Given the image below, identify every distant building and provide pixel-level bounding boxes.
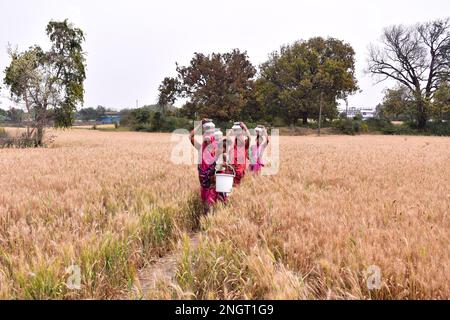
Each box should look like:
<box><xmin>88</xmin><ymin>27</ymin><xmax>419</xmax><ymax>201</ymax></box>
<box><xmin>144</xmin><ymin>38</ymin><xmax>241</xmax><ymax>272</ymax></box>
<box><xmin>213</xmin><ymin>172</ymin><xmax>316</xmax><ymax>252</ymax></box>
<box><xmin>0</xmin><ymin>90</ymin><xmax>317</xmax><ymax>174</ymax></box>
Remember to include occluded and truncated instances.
<box><xmin>97</xmin><ymin>112</ymin><xmax>121</xmax><ymax>124</ymax></box>
<box><xmin>345</xmin><ymin>107</ymin><xmax>376</xmax><ymax>120</ymax></box>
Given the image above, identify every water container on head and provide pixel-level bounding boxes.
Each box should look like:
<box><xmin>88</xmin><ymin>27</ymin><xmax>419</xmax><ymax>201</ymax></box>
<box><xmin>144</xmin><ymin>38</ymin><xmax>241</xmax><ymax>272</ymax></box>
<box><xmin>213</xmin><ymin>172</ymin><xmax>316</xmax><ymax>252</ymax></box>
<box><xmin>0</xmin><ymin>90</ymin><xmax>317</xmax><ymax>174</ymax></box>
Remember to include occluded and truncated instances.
<box><xmin>214</xmin><ymin>128</ymin><xmax>223</xmax><ymax>141</ymax></box>
<box><xmin>203</xmin><ymin>120</ymin><xmax>215</xmax><ymax>135</ymax></box>
<box><xmin>232</xmin><ymin>122</ymin><xmax>242</xmax><ymax>135</ymax></box>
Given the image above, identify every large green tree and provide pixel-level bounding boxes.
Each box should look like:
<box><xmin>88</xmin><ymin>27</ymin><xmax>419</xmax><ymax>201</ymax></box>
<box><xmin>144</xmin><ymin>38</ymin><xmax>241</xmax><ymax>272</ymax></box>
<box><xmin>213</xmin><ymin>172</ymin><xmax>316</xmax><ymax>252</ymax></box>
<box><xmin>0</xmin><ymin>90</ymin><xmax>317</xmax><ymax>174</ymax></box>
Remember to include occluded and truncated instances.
<box><xmin>77</xmin><ymin>106</ymin><xmax>109</xmax><ymax>121</ymax></box>
<box><xmin>258</xmin><ymin>37</ymin><xmax>358</xmax><ymax>126</ymax></box>
<box><xmin>379</xmin><ymin>81</ymin><xmax>450</xmax><ymax>122</ymax></box>
<box><xmin>3</xmin><ymin>20</ymin><xmax>86</xmax><ymax>146</ymax></box>
<box><xmin>7</xmin><ymin>107</ymin><xmax>25</xmax><ymax>123</ymax></box>
<box><xmin>157</xmin><ymin>77</ymin><xmax>178</xmax><ymax>116</ymax></box>
<box><xmin>368</xmin><ymin>18</ymin><xmax>450</xmax><ymax>129</ymax></box>
<box><xmin>379</xmin><ymin>85</ymin><xmax>416</xmax><ymax>121</ymax></box>
<box><xmin>160</xmin><ymin>49</ymin><xmax>256</xmax><ymax>122</ymax></box>
<box><xmin>0</xmin><ymin>108</ymin><xmax>7</xmax><ymax>122</ymax></box>
<box><xmin>432</xmin><ymin>80</ymin><xmax>450</xmax><ymax>121</ymax></box>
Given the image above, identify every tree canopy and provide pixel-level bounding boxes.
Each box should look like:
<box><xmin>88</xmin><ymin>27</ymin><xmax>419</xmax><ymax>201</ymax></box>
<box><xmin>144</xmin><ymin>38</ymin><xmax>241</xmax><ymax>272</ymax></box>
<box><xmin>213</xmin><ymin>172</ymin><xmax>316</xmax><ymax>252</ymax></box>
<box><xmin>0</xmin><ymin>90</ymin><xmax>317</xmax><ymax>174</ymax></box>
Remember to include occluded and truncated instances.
<box><xmin>77</xmin><ymin>106</ymin><xmax>110</xmax><ymax>121</ymax></box>
<box><xmin>431</xmin><ymin>80</ymin><xmax>450</xmax><ymax>121</ymax></box>
<box><xmin>368</xmin><ymin>18</ymin><xmax>450</xmax><ymax>128</ymax></box>
<box><xmin>379</xmin><ymin>85</ymin><xmax>416</xmax><ymax>121</ymax></box>
<box><xmin>0</xmin><ymin>108</ymin><xmax>6</xmax><ymax>122</ymax></box>
<box><xmin>159</xmin><ymin>49</ymin><xmax>256</xmax><ymax>122</ymax></box>
<box><xmin>3</xmin><ymin>19</ymin><xmax>86</xmax><ymax>146</ymax></box>
<box><xmin>258</xmin><ymin>37</ymin><xmax>358</xmax><ymax>125</ymax></box>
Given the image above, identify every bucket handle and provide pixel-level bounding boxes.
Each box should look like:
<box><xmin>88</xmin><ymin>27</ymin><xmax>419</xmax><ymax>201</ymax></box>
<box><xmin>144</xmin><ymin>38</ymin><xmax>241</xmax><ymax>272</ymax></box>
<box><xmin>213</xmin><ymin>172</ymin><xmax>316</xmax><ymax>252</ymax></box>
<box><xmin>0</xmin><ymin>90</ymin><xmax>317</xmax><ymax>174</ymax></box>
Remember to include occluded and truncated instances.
<box><xmin>216</xmin><ymin>164</ymin><xmax>236</xmax><ymax>177</ymax></box>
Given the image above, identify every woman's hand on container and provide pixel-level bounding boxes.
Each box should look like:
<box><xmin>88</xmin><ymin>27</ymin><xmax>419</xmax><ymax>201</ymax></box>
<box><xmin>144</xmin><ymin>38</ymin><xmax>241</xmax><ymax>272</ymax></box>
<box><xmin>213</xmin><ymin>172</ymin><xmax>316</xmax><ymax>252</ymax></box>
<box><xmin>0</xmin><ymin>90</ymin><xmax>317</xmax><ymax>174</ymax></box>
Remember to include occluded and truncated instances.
<box><xmin>240</xmin><ymin>122</ymin><xmax>248</xmax><ymax>130</ymax></box>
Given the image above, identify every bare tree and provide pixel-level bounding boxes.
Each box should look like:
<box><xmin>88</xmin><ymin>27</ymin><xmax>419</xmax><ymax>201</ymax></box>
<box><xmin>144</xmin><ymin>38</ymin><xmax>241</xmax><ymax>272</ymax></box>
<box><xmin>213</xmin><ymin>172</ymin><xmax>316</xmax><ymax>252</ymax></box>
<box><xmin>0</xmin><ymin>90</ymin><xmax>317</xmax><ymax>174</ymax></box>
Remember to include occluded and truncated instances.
<box><xmin>368</xmin><ymin>18</ymin><xmax>450</xmax><ymax>128</ymax></box>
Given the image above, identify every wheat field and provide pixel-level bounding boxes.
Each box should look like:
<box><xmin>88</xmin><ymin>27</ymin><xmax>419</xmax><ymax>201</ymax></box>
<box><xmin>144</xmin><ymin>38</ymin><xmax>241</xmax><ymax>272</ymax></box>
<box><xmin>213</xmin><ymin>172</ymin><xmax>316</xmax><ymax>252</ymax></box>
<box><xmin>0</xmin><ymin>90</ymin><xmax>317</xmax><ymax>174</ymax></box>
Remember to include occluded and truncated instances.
<box><xmin>0</xmin><ymin>129</ymin><xmax>449</xmax><ymax>299</ymax></box>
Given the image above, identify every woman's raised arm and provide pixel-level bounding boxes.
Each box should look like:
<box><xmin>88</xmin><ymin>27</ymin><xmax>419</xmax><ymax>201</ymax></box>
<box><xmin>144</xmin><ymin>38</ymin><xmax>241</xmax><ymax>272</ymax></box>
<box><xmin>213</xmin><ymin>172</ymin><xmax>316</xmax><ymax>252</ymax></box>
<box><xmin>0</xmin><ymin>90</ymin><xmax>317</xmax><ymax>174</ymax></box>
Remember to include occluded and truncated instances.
<box><xmin>189</xmin><ymin>120</ymin><xmax>204</xmax><ymax>150</ymax></box>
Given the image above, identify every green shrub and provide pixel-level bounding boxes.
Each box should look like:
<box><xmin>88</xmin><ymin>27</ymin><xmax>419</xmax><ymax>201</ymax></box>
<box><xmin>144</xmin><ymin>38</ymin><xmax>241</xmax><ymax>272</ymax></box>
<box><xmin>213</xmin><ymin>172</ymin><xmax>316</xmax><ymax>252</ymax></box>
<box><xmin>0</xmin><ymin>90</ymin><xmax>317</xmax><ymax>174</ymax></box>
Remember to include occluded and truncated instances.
<box><xmin>365</xmin><ymin>119</ymin><xmax>449</xmax><ymax>136</ymax></box>
<box><xmin>360</xmin><ymin>122</ymin><xmax>369</xmax><ymax>133</ymax></box>
<box><xmin>365</xmin><ymin>118</ymin><xmax>393</xmax><ymax>131</ymax></box>
<box><xmin>162</xmin><ymin>116</ymin><xmax>193</xmax><ymax>132</ymax></box>
<box><xmin>332</xmin><ymin>118</ymin><xmax>362</xmax><ymax>135</ymax></box>
<box><xmin>132</xmin><ymin>123</ymin><xmax>153</xmax><ymax>132</ymax></box>
<box><xmin>176</xmin><ymin>238</ymin><xmax>247</xmax><ymax>299</ymax></box>
<box><xmin>14</xmin><ymin>261</ymin><xmax>66</xmax><ymax>299</ymax></box>
<box><xmin>312</xmin><ymin>119</ymin><xmax>334</xmax><ymax>129</ymax></box>
<box><xmin>353</xmin><ymin>113</ymin><xmax>363</xmax><ymax>121</ymax></box>
<box><xmin>364</xmin><ymin>118</ymin><xmax>416</xmax><ymax>135</ymax></box>
<box><xmin>380</xmin><ymin>122</ymin><xmax>419</xmax><ymax>135</ymax></box>
<box><xmin>131</xmin><ymin>113</ymin><xmax>193</xmax><ymax>133</ymax></box>
<box><xmin>272</xmin><ymin>117</ymin><xmax>286</xmax><ymax>127</ymax></box>
<box><xmin>424</xmin><ymin>121</ymin><xmax>450</xmax><ymax>136</ymax></box>
<box><xmin>138</xmin><ymin>207</ymin><xmax>174</xmax><ymax>253</ymax></box>
<box><xmin>80</xmin><ymin>235</ymin><xmax>135</xmax><ymax>296</ymax></box>
<box><xmin>0</xmin><ymin>131</ymin><xmax>37</xmax><ymax>148</ymax></box>
<box><xmin>381</xmin><ymin>123</ymin><xmax>416</xmax><ymax>135</ymax></box>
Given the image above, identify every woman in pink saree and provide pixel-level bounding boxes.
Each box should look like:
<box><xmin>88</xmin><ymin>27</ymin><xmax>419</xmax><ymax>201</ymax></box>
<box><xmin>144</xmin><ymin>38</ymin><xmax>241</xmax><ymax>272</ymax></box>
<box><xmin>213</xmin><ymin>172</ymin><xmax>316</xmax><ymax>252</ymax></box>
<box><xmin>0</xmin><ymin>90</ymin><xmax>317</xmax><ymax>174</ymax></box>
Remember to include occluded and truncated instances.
<box><xmin>249</xmin><ymin>126</ymin><xmax>269</xmax><ymax>174</ymax></box>
<box><xmin>189</xmin><ymin>120</ymin><xmax>226</xmax><ymax>213</ymax></box>
<box><xmin>228</xmin><ymin>122</ymin><xmax>251</xmax><ymax>186</ymax></box>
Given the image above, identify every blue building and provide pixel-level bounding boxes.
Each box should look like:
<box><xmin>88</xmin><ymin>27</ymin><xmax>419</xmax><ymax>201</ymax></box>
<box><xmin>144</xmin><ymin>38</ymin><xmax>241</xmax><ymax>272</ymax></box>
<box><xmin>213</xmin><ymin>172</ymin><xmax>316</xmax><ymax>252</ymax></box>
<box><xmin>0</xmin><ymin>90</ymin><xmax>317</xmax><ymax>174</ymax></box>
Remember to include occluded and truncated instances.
<box><xmin>97</xmin><ymin>113</ymin><xmax>121</xmax><ymax>124</ymax></box>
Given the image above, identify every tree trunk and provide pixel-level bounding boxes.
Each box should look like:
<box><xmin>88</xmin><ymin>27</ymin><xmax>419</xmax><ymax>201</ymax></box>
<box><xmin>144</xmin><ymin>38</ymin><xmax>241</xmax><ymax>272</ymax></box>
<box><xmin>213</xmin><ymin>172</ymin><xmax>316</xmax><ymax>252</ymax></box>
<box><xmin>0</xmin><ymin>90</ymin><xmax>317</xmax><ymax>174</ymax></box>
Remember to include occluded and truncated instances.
<box><xmin>33</xmin><ymin>104</ymin><xmax>47</xmax><ymax>147</ymax></box>
<box><xmin>35</xmin><ymin>125</ymin><xmax>44</xmax><ymax>147</ymax></box>
<box><xmin>416</xmin><ymin>100</ymin><xmax>427</xmax><ymax>130</ymax></box>
<box><xmin>302</xmin><ymin>112</ymin><xmax>308</xmax><ymax>125</ymax></box>
<box><xmin>417</xmin><ymin>112</ymin><xmax>427</xmax><ymax>130</ymax></box>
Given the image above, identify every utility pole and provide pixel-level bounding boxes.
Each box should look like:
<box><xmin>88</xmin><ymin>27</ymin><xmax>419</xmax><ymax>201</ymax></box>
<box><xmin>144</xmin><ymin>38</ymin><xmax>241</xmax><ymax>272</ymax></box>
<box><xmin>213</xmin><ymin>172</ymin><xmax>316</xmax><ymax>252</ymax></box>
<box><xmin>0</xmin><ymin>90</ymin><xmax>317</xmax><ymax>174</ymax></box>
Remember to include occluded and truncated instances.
<box><xmin>136</xmin><ymin>99</ymin><xmax>139</xmax><ymax>109</ymax></box>
<box><xmin>318</xmin><ymin>91</ymin><xmax>323</xmax><ymax>137</ymax></box>
<box><xmin>345</xmin><ymin>98</ymin><xmax>348</xmax><ymax>118</ymax></box>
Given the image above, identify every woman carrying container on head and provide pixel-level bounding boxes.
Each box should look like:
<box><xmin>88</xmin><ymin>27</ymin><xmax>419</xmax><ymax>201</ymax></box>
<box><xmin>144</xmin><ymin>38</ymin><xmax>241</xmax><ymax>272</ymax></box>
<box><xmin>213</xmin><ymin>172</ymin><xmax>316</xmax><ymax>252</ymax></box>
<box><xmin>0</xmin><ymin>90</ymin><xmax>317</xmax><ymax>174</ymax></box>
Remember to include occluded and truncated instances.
<box><xmin>228</xmin><ymin>122</ymin><xmax>251</xmax><ymax>186</ymax></box>
<box><xmin>213</xmin><ymin>128</ymin><xmax>229</xmax><ymax>203</ymax></box>
<box><xmin>249</xmin><ymin>125</ymin><xmax>269</xmax><ymax>175</ymax></box>
<box><xmin>214</xmin><ymin>128</ymin><xmax>227</xmax><ymax>173</ymax></box>
<box><xmin>189</xmin><ymin>119</ymin><xmax>222</xmax><ymax>213</ymax></box>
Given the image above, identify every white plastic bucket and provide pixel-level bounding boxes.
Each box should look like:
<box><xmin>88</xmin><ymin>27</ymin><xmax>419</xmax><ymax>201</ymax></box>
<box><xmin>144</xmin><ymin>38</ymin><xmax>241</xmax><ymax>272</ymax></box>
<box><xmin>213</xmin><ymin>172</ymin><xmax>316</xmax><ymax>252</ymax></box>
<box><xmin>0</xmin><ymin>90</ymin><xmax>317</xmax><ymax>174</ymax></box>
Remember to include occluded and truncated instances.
<box><xmin>215</xmin><ymin>166</ymin><xmax>235</xmax><ymax>193</ymax></box>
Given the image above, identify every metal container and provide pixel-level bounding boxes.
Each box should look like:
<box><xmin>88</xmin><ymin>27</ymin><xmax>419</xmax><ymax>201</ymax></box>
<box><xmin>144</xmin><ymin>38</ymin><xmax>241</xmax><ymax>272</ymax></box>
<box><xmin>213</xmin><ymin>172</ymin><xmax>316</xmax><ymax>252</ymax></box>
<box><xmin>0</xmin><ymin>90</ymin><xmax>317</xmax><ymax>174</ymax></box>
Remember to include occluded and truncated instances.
<box><xmin>214</xmin><ymin>129</ymin><xmax>223</xmax><ymax>141</ymax></box>
<box><xmin>232</xmin><ymin>122</ymin><xmax>242</xmax><ymax>134</ymax></box>
<box><xmin>203</xmin><ymin>120</ymin><xmax>215</xmax><ymax>134</ymax></box>
<box><xmin>255</xmin><ymin>125</ymin><xmax>264</xmax><ymax>134</ymax></box>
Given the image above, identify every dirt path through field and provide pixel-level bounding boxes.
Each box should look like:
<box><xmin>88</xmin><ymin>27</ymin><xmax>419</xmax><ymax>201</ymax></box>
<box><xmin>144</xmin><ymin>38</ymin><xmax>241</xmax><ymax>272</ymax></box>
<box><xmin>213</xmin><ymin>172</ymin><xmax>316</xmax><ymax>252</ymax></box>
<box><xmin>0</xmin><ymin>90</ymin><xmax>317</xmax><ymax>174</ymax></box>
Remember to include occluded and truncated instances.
<box><xmin>134</xmin><ymin>233</ymin><xmax>201</xmax><ymax>298</ymax></box>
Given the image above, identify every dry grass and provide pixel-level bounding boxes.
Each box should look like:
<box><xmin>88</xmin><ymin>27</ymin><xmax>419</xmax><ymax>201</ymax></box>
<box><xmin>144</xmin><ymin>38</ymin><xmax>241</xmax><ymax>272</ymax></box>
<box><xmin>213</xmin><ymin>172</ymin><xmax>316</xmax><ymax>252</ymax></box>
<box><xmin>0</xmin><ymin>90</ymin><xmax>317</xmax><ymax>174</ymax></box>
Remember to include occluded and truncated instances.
<box><xmin>0</xmin><ymin>129</ymin><xmax>200</xmax><ymax>299</ymax></box>
<box><xmin>165</xmin><ymin>135</ymin><xmax>450</xmax><ymax>300</ymax></box>
<box><xmin>73</xmin><ymin>124</ymin><xmax>117</xmax><ymax>130</ymax></box>
<box><xmin>0</xmin><ymin>129</ymin><xmax>449</xmax><ymax>299</ymax></box>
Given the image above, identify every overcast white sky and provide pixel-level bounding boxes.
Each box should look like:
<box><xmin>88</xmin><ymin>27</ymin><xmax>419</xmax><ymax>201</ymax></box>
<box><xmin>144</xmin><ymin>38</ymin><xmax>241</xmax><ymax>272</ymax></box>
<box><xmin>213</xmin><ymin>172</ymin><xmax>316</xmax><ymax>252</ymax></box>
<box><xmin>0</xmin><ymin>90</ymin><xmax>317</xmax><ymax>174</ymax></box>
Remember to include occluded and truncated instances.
<box><xmin>1</xmin><ymin>0</ymin><xmax>449</xmax><ymax>111</ymax></box>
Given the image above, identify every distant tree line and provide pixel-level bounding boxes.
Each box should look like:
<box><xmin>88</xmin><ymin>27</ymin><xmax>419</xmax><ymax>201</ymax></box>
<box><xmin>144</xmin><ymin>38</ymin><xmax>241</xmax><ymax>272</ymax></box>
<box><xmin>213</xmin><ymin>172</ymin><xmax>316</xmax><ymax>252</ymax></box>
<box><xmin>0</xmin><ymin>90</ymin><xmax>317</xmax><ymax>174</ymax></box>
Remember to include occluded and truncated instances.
<box><xmin>119</xmin><ymin>104</ymin><xmax>192</xmax><ymax>132</ymax></box>
<box><xmin>2</xmin><ymin>17</ymin><xmax>449</xmax><ymax>148</ymax></box>
<box><xmin>153</xmin><ymin>17</ymin><xmax>449</xmax><ymax>131</ymax></box>
<box><xmin>121</xmin><ymin>18</ymin><xmax>450</xmax><ymax>136</ymax></box>
<box><xmin>376</xmin><ymin>81</ymin><xmax>450</xmax><ymax>123</ymax></box>
<box><xmin>0</xmin><ymin>107</ymin><xmax>25</xmax><ymax>123</ymax></box>
<box><xmin>76</xmin><ymin>106</ymin><xmax>111</xmax><ymax>121</ymax></box>
<box><xmin>157</xmin><ymin>38</ymin><xmax>359</xmax><ymax>127</ymax></box>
